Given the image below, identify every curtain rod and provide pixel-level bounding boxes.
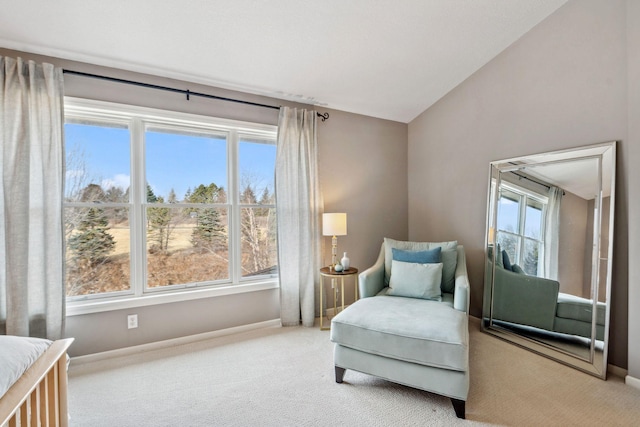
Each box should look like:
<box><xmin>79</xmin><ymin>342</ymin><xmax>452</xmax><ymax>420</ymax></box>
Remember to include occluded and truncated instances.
<box><xmin>512</xmin><ymin>171</ymin><xmax>551</xmax><ymax>190</ymax></box>
<box><xmin>62</xmin><ymin>69</ymin><xmax>330</xmax><ymax>121</ymax></box>
<box><xmin>510</xmin><ymin>170</ymin><xmax>565</xmax><ymax>195</ymax></box>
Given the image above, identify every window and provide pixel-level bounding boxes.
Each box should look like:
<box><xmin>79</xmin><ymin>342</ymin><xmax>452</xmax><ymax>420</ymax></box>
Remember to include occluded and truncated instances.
<box><xmin>65</xmin><ymin>119</ymin><xmax>132</xmax><ymax>296</ymax></box>
<box><xmin>238</xmin><ymin>138</ymin><xmax>278</xmax><ymax>277</ymax></box>
<box><xmin>64</xmin><ymin>99</ymin><xmax>278</xmax><ymax>302</ymax></box>
<box><xmin>496</xmin><ymin>185</ymin><xmax>547</xmax><ymax>276</ymax></box>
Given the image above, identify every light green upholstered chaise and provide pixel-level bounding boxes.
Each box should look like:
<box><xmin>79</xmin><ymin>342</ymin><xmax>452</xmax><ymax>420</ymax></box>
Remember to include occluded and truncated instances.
<box><xmin>485</xmin><ymin>248</ymin><xmax>606</xmax><ymax>341</ymax></box>
<box><xmin>330</xmin><ymin>239</ymin><xmax>470</xmax><ymax>419</ymax></box>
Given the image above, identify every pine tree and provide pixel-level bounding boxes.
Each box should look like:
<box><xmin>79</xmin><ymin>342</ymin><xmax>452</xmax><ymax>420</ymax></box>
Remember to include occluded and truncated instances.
<box><xmin>187</xmin><ymin>183</ymin><xmax>227</xmax><ymax>253</ymax></box>
<box><xmin>104</xmin><ymin>186</ymin><xmax>127</xmax><ymax>224</ymax></box>
<box><xmin>187</xmin><ymin>183</ymin><xmax>224</xmax><ymax>203</ymax></box>
<box><xmin>147</xmin><ymin>185</ymin><xmax>173</xmax><ymax>252</ymax></box>
<box><xmin>191</xmin><ymin>207</ymin><xmax>227</xmax><ymax>252</ymax></box>
<box><xmin>68</xmin><ymin>207</ymin><xmax>115</xmax><ymax>266</ymax></box>
<box><xmin>168</xmin><ymin>188</ymin><xmax>178</xmax><ymax>203</ymax></box>
<box><xmin>146</xmin><ymin>184</ymin><xmax>158</xmax><ymax>203</ymax></box>
<box><xmin>241</xmin><ymin>185</ymin><xmax>257</xmax><ymax>204</ymax></box>
<box><xmin>257</xmin><ymin>187</ymin><xmax>271</xmax><ymax>216</ymax></box>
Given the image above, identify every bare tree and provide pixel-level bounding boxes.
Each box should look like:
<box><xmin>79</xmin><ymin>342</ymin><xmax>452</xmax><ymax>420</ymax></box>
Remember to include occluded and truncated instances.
<box><xmin>240</xmin><ymin>181</ymin><xmax>276</xmax><ymax>275</ymax></box>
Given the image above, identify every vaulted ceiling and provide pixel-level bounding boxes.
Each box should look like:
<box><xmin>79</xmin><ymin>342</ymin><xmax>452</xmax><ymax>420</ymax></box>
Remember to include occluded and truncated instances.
<box><xmin>0</xmin><ymin>0</ymin><xmax>567</xmax><ymax>122</ymax></box>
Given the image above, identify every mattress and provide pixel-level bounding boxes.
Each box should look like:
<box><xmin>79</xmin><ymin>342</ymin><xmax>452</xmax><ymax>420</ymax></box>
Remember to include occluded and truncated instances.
<box><xmin>0</xmin><ymin>335</ymin><xmax>52</xmax><ymax>398</ymax></box>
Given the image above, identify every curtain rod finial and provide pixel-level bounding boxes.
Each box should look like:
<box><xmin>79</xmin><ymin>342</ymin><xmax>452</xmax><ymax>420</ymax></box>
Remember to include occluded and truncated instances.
<box><xmin>317</xmin><ymin>112</ymin><xmax>329</xmax><ymax>122</ymax></box>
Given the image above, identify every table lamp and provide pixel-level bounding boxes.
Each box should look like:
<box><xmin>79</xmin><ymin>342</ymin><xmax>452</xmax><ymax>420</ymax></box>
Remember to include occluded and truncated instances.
<box><xmin>322</xmin><ymin>213</ymin><xmax>347</xmax><ymax>267</ymax></box>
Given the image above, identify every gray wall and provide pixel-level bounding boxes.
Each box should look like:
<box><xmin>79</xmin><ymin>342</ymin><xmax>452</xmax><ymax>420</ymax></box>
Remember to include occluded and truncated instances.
<box><xmin>318</xmin><ymin>109</ymin><xmax>408</xmax><ymax>305</ymax></box>
<box><xmin>627</xmin><ymin>0</ymin><xmax>640</xmax><ymax>381</ymax></box>
<box><xmin>319</xmin><ymin>109</ymin><xmax>408</xmax><ymax>266</ymax></box>
<box><xmin>0</xmin><ymin>48</ymin><xmax>408</xmax><ymax>356</ymax></box>
<box><xmin>407</xmin><ymin>0</ymin><xmax>633</xmax><ymax>369</ymax></box>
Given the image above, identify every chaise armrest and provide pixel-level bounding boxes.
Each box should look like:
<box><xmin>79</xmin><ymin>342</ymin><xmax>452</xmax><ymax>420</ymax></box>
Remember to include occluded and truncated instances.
<box><xmin>453</xmin><ymin>245</ymin><xmax>470</xmax><ymax>313</ymax></box>
<box><xmin>359</xmin><ymin>245</ymin><xmax>385</xmax><ymax>298</ymax></box>
<box><xmin>492</xmin><ymin>266</ymin><xmax>559</xmax><ymax>331</ymax></box>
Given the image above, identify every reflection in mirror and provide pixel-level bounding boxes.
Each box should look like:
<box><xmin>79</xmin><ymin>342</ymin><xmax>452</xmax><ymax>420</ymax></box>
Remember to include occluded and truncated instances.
<box><xmin>482</xmin><ymin>142</ymin><xmax>616</xmax><ymax>379</ymax></box>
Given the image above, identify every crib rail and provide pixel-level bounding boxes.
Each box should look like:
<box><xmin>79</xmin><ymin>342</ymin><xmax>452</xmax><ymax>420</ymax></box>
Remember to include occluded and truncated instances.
<box><xmin>0</xmin><ymin>338</ymin><xmax>74</xmax><ymax>427</ymax></box>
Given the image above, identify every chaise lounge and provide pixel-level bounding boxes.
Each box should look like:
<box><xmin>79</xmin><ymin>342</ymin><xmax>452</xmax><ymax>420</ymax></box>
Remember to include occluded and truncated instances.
<box><xmin>487</xmin><ymin>247</ymin><xmax>606</xmax><ymax>341</ymax></box>
<box><xmin>330</xmin><ymin>238</ymin><xmax>470</xmax><ymax>419</ymax></box>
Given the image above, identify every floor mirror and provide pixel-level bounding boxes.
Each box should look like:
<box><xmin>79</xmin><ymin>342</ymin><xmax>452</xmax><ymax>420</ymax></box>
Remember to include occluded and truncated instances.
<box><xmin>482</xmin><ymin>141</ymin><xmax>616</xmax><ymax>378</ymax></box>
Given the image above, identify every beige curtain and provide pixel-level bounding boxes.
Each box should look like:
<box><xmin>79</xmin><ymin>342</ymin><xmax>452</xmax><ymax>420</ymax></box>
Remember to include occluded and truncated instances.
<box><xmin>544</xmin><ymin>186</ymin><xmax>562</xmax><ymax>280</ymax></box>
<box><xmin>0</xmin><ymin>56</ymin><xmax>65</xmax><ymax>339</ymax></box>
<box><xmin>275</xmin><ymin>107</ymin><xmax>323</xmax><ymax>327</ymax></box>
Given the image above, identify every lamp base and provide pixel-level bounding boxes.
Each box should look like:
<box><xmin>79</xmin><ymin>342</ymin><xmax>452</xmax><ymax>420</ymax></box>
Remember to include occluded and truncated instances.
<box><xmin>331</xmin><ymin>235</ymin><xmax>338</xmax><ymax>267</ymax></box>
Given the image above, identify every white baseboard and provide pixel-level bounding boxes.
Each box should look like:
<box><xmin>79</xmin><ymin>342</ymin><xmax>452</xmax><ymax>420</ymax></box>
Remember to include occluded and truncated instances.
<box><xmin>626</xmin><ymin>374</ymin><xmax>640</xmax><ymax>390</ymax></box>
<box><xmin>607</xmin><ymin>364</ymin><xmax>627</xmax><ymax>378</ymax></box>
<box><xmin>70</xmin><ymin>318</ymin><xmax>281</xmax><ymax>366</ymax></box>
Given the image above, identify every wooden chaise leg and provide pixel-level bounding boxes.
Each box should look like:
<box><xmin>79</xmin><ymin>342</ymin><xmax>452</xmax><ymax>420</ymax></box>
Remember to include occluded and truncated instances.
<box><xmin>451</xmin><ymin>398</ymin><xmax>465</xmax><ymax>419</ymax></box>
<box><xmin>335</xmin><ymin>366</ymin><xmax>346</xmax><ymax>383</ymax></box>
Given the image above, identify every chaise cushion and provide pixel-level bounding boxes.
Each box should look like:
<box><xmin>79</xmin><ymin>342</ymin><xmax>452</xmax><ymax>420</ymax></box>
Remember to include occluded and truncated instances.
<box><xmin>330</xmin><ymin>295</ymin><xmax>468</xmax><ymax>372</ymax></box>
<box><xmin>377</xmin><ymin>287</ymin><xmax>455</xmax><ymax>308</ymax></box>
<box><xmin>556</xmin><ymin>293</ymin><xmax>606</xmax><ymax>325</ymax></box>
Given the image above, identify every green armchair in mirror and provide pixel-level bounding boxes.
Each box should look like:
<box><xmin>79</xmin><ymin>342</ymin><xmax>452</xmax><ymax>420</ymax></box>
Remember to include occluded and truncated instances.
<box><xmin>485</xmin><ymin>245</ymin><xmax>605</xmax><ymax>341</ymax></box>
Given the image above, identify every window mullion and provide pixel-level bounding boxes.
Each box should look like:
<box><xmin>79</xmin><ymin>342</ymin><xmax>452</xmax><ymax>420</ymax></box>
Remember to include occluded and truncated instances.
<box><xmin>517</xmin><ymin>194</ymin><xmax>526</xmax><ymax>265</ymax></box>
<box><xmin>131</xmin><ymin>117</ymin><xmax>146</xmax><ymax>296</ymax></box>
<box><xmin>229</xmin><ymin>130</ymin><xmax>241</xmax><ymax>284</ymax></box>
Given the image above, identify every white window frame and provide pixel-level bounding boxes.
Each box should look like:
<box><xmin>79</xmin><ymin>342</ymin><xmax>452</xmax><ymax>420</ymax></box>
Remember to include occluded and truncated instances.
<box><xmin>64</xmin><ymin>98</ymin><xmax>278</xmax><ymax>316</ymax></box>
<box><xmin>496</xmin><ymin>182</ymin><xmax>548</xmax><ymax>275</ymax></box>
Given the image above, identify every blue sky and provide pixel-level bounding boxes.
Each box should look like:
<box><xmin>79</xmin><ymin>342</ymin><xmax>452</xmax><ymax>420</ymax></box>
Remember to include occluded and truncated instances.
<box><xmin>65</xmin><ymin>123</ymin><xmax>276</xmax><ymax>201</ymax></box>
<box><xmin>497</xmin><ymin>195</ymin><xmax>542</xmax><ymax>238</ymax></box>
<box><xmin>497</xmin><ymin>197</ymin><xmax>519</xmax><ymax>232</ymax></box>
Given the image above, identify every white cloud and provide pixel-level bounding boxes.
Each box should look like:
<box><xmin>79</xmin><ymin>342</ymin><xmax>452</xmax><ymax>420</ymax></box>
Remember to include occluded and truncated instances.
<box><xmin>102</xmin><ymin>174</ymin><xmax>130</xmax><ymax>191</ymax></box>
<box><xmin>66</xmin><ymin>169</ymin><xmax>85</xmax><ymax>180</ymax></box>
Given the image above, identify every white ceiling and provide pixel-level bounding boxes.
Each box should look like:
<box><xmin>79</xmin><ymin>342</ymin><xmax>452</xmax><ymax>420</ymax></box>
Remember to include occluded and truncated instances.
<box><xmin>0</xmin><ymin>0</ymin><xmax>567</xmax><ymax>123</ymax></box>
<box><xmin>499</xmin><ymin>143</ymin><xmax>616</xmax><ymax>200</ymax></box>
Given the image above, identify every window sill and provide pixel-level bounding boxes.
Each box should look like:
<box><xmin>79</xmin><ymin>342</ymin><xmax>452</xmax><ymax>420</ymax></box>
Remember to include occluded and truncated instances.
<box><xmin>66</xmin><ymin>280</ymin><xmax>279</xmax><ymax>316</ymax></box>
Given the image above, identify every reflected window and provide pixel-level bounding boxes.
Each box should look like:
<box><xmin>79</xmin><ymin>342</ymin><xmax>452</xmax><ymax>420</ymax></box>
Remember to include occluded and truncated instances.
<box><xmin>496</xmin><ymin>186</ymin><xmax>546</xmax><ymax>276</ymax></box>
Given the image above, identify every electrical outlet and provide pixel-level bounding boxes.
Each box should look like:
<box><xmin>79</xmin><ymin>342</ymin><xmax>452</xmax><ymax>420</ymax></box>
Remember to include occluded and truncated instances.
<box><xmin>127</xmin><ymin>314</ymin><xmax>138</xmax><ymax>329</ymax></box>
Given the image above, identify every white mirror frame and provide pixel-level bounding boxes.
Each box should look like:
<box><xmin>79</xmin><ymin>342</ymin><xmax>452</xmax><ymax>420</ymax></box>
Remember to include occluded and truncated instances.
<box><xmin>481</xmin><ymin>141</ymin><xmax>616</xmax><ymax>378</ymax></box>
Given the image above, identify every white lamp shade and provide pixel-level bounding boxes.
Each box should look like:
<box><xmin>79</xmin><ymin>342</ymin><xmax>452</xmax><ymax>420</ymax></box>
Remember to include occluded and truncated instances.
<box><xmin>323</xmin><ymin>213</ymin><xmax>347</xmax><ymax>236</ymax></box>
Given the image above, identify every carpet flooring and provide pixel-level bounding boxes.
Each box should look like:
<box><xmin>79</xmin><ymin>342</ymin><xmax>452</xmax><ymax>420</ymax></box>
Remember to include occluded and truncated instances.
<box><xmin>68</xmin><ymin>317</ymin><xmax>640</xmax><ymax>426</ymax></box>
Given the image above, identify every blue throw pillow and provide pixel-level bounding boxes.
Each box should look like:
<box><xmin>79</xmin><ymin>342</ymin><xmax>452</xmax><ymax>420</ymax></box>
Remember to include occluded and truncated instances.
<box><xmin>512</xmin><ymin>264</ymin><xmax>526</xmax><ymax>274</ymax></box>
<box><xmin>502</xmin><ymin>250</ymin><xmax>513</xmax><ymax>272</ymax></box>
<box><xmin>392</xmin><ymin>247</ymin><xmax>442</xmax><ymax>264</ymax></box>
